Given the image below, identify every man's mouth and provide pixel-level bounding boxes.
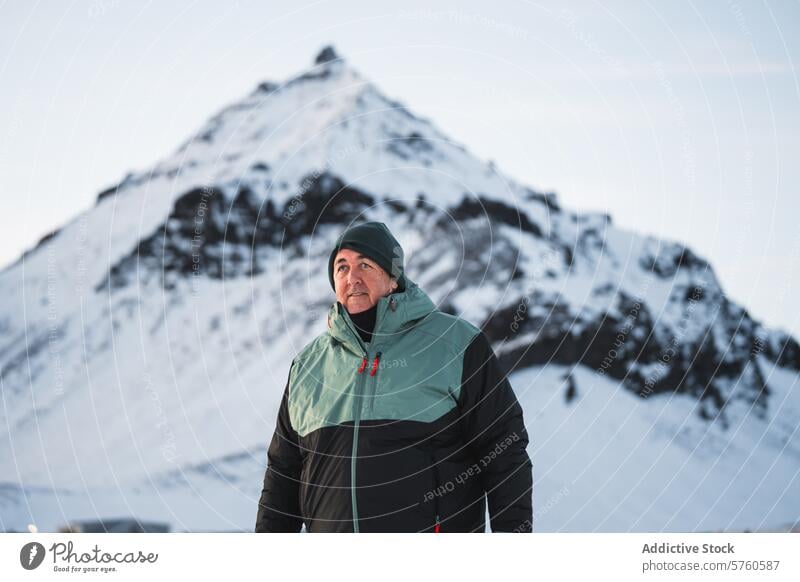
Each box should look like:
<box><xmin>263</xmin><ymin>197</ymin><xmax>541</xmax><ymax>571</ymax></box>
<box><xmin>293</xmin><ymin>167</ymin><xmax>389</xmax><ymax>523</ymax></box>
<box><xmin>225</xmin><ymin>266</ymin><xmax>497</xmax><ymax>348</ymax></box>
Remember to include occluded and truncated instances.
<box><xmin>348</xmin><ymin>292</ymin><xmax>367</xmax><ymax>298</ymax></box>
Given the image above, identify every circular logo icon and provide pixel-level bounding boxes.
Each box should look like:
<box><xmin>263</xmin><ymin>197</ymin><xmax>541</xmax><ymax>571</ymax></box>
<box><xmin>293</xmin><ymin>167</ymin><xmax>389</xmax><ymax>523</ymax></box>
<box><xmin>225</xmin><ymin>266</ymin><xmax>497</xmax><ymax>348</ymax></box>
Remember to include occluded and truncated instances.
<box><xmin>20</xmin><ymin>542</ymin><xmax>46</xmax><ymax>570</ymax></box>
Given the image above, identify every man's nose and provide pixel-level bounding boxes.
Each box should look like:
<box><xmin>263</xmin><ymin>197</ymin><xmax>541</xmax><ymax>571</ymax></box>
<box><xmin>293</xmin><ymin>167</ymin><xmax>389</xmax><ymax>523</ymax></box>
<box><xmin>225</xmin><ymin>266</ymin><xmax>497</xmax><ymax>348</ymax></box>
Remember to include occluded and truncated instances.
<box><xmin>347</xmin><ymin>268</ymin><xmax>363</xmax><ymax>286</ymax></box>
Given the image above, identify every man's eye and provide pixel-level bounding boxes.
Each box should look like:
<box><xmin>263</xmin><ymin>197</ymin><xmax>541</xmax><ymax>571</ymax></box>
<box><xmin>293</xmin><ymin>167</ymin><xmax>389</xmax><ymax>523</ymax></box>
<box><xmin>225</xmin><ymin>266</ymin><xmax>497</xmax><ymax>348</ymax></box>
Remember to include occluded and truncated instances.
<box><xmin>337</xmin><ymin>265</ymin><xmax>347</xmax><ymax>272</ymax></box>
<box><xmin>361</xmin><ymin>262</ymin><xmax>371</xmax><ymax>269</ymax></box>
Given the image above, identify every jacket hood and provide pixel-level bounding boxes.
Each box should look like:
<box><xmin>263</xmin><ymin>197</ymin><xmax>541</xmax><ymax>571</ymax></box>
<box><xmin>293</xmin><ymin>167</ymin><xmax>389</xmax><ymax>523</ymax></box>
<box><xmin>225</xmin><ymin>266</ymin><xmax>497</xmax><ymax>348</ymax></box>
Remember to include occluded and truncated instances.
<box><xmin>327</xmin><ymin>277</ymin><xmax>435</xmax><ymax>353</ymax></box>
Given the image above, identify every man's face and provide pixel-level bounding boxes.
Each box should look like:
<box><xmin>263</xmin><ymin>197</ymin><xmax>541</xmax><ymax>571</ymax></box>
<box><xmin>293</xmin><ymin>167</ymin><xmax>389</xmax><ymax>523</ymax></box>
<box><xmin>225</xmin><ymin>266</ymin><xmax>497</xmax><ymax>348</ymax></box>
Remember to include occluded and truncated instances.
<box><xmin>333</xmin><ymin>248</ymin><xmax>398</xmax><ymax>314</ymax></box>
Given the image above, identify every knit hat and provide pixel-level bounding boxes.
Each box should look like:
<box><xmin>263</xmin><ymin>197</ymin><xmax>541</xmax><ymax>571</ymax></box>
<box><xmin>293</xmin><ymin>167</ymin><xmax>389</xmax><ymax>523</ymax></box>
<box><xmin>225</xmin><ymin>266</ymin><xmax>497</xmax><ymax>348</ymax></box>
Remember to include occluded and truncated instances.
<box><xmin>328</xmin><ymin>222</ymin><xmax>405</xmax><ymax>291</ymax></box>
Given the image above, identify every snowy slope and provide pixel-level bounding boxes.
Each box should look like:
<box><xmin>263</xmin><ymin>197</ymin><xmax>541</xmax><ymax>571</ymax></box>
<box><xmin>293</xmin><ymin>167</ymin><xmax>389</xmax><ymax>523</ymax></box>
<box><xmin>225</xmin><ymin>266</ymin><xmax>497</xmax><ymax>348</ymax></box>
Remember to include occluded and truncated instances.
<box><xmin>0</xmin><ymin>46</ymin><xmax>797</xmax><ymax>532</ymax></box>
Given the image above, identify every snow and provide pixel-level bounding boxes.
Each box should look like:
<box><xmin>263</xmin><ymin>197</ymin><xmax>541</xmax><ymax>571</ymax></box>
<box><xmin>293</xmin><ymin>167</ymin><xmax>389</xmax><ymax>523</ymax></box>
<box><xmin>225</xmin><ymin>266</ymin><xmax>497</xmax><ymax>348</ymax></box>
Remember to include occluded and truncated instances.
<box><xmin>516</xmin><ymin>364</ymin><xmax>800</xmax><ymax>532</ymax></box>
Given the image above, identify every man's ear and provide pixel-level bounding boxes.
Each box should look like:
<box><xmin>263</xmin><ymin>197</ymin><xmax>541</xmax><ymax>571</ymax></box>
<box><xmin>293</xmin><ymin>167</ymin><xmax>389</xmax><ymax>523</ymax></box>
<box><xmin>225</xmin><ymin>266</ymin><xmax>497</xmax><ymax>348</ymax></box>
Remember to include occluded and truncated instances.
<box><xmin>390</xmin><ymin>278</ymin><xmax>398</xmax><ymax>291</ymax></box>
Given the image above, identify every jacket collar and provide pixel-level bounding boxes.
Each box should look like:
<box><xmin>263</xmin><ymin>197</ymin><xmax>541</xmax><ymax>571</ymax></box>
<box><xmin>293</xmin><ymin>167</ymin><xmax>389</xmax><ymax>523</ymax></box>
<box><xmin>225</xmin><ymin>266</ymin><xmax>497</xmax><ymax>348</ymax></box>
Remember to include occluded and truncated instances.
<box><xmin>326</xmin><ymin>278</ymin><xmax>436</xmax><ymax>354</ymax></box>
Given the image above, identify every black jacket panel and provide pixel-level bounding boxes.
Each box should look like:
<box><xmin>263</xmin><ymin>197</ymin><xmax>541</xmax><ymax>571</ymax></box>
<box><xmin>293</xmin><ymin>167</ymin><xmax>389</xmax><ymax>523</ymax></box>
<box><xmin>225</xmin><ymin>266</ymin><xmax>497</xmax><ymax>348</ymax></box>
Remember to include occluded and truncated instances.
<box><xmin>256</xmin><ymin>376</ymin><xmax>304</xmax><ymax>532</ymax></box>
<box><xmin>458</xmin><ymin>331</ymin><xmax>533</xmax><ymax>532</ymax></box>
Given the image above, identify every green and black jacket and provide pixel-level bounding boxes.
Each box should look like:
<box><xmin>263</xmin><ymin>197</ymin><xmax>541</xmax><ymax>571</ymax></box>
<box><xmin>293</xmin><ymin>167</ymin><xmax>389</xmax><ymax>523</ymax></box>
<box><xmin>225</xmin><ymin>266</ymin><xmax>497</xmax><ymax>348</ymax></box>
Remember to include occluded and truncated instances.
<box><xmin>255</xmin><ymin>280</ymin><xmax>532</xmax><ymax>533</ymax></box>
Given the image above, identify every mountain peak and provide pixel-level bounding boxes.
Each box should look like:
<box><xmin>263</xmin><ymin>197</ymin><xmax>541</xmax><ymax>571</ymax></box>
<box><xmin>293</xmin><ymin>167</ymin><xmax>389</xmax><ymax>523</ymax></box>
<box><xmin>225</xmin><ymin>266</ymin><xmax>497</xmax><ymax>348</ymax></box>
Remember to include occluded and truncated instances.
<box><xmin>314</xmin><ymin>45</ymin><xmax>340</xmax><ymax>65</ymax></box>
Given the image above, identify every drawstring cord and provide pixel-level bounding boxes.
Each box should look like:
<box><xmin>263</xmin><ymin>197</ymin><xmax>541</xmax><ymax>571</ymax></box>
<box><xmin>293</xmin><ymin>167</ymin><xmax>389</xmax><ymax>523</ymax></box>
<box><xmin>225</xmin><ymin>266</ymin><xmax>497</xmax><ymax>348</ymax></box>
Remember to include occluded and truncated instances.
<box><xmin>369</xmin><ymin>352</ymin><xmax>381</xmax><ymax>376</ymax></box>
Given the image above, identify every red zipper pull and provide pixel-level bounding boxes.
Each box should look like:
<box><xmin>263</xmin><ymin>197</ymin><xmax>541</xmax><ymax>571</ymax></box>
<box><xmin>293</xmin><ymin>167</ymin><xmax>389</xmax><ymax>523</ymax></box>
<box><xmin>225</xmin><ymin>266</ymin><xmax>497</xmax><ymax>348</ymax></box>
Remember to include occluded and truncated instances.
<box><xmin>434</xmin><ymin>515</ymin><xmax>441</xmax><ymax>533</ymax></box>
<box><xmin>369</xmin><ymin>353</ymin><xmax>381</xmax><ymax>377</ymax></box>
<box><xmin>357</xmin><ymin>357</ymin><xmax>368</xmax><ymax>373</ymax></box>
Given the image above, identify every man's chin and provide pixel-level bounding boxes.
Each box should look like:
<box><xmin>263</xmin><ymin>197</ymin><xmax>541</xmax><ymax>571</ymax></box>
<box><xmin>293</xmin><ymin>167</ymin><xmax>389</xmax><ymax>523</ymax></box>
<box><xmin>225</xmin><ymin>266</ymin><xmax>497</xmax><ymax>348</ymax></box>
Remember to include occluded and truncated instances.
<box><xmin>346</xmin><ymin>298</ymin><xmax>373</xmax><ymax>314</ymax></box>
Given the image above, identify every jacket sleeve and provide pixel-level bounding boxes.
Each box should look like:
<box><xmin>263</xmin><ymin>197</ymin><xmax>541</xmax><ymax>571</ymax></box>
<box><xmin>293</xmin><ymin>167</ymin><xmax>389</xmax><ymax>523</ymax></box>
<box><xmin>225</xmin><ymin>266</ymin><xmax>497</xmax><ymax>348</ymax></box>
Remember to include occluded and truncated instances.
<box><xmin>255</xmin><ymin>367</ymin><xmax>304</xmax><ymax>532</ymax></box>
<box><xmin>457</xmin><ymin>330</ymin><xmax>533</xmax><ymax>532</ymax></box>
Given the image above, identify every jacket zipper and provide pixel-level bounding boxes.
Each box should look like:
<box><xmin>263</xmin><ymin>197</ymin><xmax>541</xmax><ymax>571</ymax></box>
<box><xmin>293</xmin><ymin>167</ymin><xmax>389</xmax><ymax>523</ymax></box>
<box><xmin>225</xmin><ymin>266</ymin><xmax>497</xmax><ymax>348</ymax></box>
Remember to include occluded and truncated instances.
<box><xmin>430</xmin><ymin>452</ymin><xmax>442</xmax><ymax>533</ymax></box>
<box><xmin>367</xmin><ymin>352</ymin><xmax>381</xmax><ymax>413</ymax></box>
<box><xmin>351</xmin><ymin>353</ymin><xmax>369</xmax><ymax>533</ymax></box>
<box><xmin>345</xmin><ymin>304</ymin><xmax>383</xmax><ymax>533</ymax></box>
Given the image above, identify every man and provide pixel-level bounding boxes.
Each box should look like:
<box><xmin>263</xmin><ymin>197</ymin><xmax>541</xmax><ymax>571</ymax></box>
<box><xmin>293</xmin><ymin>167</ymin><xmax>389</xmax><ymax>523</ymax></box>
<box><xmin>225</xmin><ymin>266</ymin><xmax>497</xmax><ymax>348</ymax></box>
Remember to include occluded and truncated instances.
<box><xmin>255</xmin><ymin>221</ymin><xmax>532</xmax><ymax>532</ymax></box>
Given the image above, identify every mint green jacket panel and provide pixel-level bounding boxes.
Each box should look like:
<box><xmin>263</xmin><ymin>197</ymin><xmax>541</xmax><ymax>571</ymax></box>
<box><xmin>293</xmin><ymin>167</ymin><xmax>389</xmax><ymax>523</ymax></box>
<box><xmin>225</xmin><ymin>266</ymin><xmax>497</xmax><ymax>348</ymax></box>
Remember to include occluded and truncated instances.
<box><xmin>288</xmin><ymin>280</ymin><xmax>480</xmax><ymax>438</ymax></box>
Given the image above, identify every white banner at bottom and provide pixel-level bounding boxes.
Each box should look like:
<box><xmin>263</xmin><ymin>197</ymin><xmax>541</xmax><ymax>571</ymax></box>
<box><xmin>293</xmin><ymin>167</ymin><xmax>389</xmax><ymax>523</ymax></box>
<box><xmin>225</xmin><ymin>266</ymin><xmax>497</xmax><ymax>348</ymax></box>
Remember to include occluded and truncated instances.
<box><xmin>1</xmin><ymin>533</ymin><xmax>798</xmax><ymax>581</ymax></box>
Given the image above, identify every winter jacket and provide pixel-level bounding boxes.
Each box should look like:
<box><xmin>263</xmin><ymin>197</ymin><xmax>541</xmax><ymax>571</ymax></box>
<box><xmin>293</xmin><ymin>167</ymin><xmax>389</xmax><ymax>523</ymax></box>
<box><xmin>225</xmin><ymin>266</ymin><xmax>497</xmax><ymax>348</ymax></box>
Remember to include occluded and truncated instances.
<box><xmin>255</xmin><ymin>279</ymin><xmax>532</xmax><ymax>532</ymax></box>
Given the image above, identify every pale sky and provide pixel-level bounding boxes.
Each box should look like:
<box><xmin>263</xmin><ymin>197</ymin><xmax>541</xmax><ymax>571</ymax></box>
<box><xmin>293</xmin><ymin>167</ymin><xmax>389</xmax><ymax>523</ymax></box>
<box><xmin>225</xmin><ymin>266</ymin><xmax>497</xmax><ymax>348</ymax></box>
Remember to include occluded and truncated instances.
<box><xmin>1</xmin><ymin>0</ymin><xmax>799</xmax><ymax>338</ymax></box>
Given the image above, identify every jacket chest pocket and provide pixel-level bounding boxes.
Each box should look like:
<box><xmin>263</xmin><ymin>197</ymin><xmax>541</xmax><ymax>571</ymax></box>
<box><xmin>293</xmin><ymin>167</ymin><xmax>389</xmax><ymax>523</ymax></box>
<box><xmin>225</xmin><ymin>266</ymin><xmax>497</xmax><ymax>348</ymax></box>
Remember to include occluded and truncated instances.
<box><xmin>368</xmin><ymin>363</ymin><xmax>458</xmax><ymax>422</ymax></box>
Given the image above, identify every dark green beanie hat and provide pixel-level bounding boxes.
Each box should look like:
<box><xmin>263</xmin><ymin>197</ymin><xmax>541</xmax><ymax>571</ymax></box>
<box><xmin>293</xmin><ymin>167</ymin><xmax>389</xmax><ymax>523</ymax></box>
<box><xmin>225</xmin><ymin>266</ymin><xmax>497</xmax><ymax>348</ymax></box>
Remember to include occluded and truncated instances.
<box><xmin>328</xmin><ymin>222</ymin><xmax>405</xmax><ymax>291</ymax></box>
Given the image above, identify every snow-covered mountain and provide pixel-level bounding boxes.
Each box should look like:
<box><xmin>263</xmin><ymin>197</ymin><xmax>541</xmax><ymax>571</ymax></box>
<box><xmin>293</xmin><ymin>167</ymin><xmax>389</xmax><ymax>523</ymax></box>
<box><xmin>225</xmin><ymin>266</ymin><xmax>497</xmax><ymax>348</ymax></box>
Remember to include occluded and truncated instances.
<box><xmin>1</xmin><ymin>46</ymin><xmax>798</xmax><ymax>532</ymax></box>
